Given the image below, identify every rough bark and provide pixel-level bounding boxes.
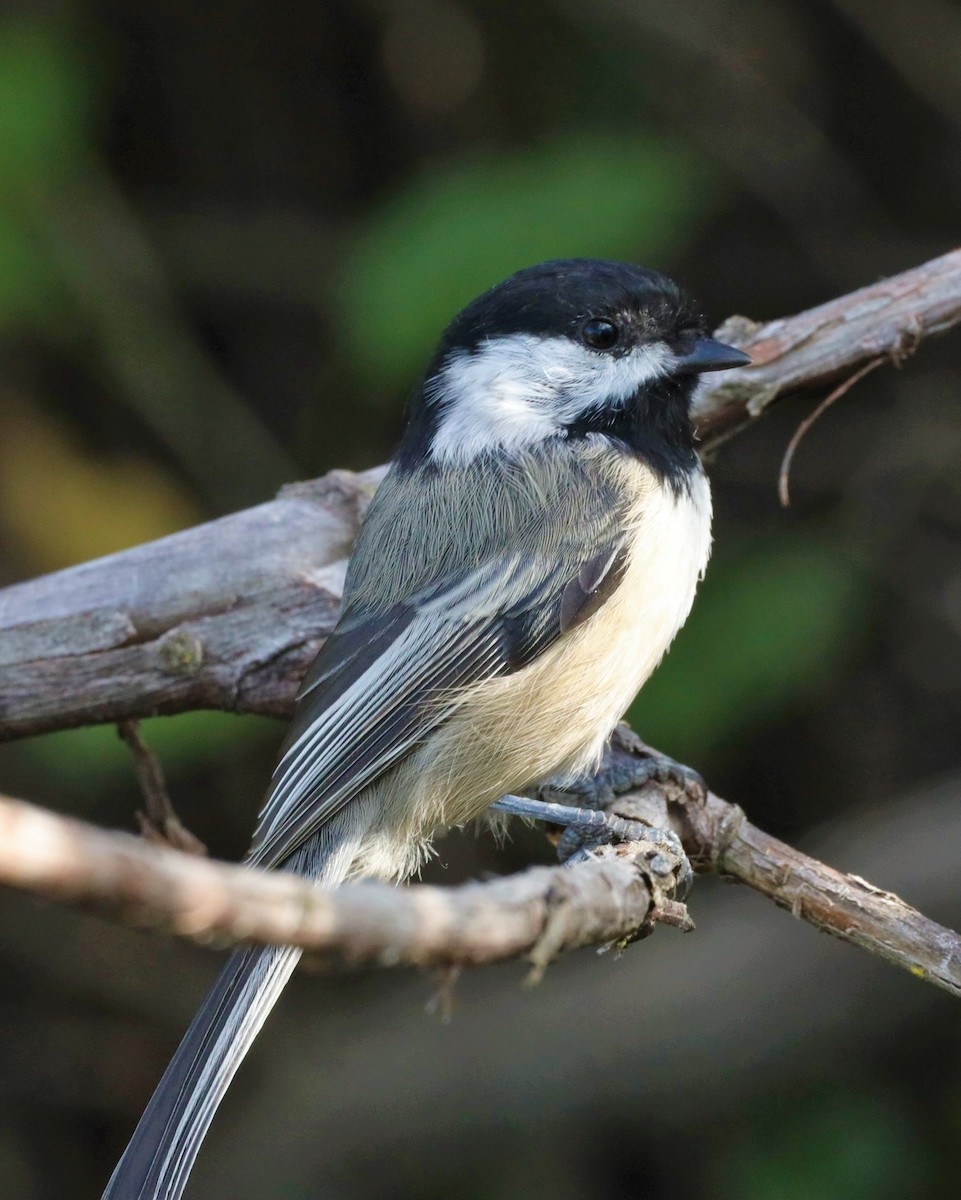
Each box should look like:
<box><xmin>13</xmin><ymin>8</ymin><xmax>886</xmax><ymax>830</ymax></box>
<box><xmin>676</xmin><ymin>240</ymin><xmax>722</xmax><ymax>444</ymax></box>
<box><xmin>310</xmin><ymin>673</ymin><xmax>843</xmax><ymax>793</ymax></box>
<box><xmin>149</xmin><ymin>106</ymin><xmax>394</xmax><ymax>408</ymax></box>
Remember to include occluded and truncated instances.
<box><xmin>695</xmin><ymin>246</ymin><xmax>961</xmax><ymax>445</ymax></box>
<box><xmin>0</xmin><ymin>469</ymin><xmax>383</xmax><ymax>739</ymax></box>
<box><xmin>1</xmin><ymin>249</ymin><xmax>958</xmax><ymax>741</ymax></box>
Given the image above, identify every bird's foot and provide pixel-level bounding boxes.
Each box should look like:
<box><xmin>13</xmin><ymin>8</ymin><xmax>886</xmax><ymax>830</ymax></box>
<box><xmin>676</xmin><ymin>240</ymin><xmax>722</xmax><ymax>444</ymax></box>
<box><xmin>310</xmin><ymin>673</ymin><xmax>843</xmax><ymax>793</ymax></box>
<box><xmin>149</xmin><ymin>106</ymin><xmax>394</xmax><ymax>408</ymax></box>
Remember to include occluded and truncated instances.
<box><xmin>533</xmin><ymin>726</ymin><xmax>709</xmax><ymax>897</ymax></box>
<box><xmin>490</xmin><ymin>792</ymin><xmax>690</xmax><ymax>897</ymax></box>
<box><xmin>548</xmin><ymin>724</ymin><xmax>707</xmax><ymax>811</ymax></box>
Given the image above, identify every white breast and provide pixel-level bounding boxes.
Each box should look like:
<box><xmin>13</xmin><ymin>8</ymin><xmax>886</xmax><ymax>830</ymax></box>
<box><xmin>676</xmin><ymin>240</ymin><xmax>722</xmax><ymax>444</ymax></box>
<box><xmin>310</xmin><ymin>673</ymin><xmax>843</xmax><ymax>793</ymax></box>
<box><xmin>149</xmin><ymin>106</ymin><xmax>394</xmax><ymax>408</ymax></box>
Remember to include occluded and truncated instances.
<box><xmin>551</xmin><ymin>464</ymin><xmax>712</xmax><ymax>770</ymax></box>
<box><xmin>619</xmin><ymin>467</ymin><xmax>712</xmax><ymax>684</ymax></box>
<box><xmin>355</xmin><ymin>460</ymin><xmax>713</xmax><ymax>870</ymax></box>
<box><xmin>406</xmin><ymin>461</ymin><xmax>713</xmax><ymax>826</ymax></box>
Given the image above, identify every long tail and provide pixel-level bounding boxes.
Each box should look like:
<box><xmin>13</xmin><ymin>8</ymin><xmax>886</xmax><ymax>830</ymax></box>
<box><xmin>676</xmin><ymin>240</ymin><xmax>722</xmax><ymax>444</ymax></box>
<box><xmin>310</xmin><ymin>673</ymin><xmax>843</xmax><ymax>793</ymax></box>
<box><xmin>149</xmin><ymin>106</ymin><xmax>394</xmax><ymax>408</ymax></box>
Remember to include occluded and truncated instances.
<box><xmin>103</xmin><ymin>828</ymin><xmax>360</xmax><ymax>1200</ymax></box>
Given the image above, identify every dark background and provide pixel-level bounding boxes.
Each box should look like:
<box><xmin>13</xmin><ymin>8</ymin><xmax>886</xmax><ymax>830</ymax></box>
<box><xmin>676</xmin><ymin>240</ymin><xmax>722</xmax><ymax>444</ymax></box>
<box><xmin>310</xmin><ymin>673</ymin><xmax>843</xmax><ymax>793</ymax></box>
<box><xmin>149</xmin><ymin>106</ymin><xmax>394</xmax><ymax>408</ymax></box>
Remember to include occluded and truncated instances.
<box><xmin>1</xmin><ymin>1</ymin><xmax>960</xmax><ymax>1197</ymax></box>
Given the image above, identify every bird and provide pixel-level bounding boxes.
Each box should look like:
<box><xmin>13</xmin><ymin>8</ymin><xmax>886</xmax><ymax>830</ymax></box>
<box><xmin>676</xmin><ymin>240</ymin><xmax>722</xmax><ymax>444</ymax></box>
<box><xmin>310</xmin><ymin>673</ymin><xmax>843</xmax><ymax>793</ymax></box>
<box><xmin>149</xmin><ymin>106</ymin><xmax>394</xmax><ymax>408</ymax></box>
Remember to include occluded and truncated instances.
<box><xmin>103</xmin><ymin>258</ymin><xmax>750</xmax><ymax>1199</ymax></box>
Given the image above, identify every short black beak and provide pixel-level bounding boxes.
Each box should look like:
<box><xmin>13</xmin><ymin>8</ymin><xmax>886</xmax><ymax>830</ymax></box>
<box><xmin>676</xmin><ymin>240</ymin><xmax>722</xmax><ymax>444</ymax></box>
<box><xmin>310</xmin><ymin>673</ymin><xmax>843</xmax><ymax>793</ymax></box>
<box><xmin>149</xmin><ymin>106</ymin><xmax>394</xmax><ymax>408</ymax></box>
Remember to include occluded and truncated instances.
<box><xmin>674</xmin><ymin>337</ymin><xmax>752</xmax><ymax>374</ymax></box>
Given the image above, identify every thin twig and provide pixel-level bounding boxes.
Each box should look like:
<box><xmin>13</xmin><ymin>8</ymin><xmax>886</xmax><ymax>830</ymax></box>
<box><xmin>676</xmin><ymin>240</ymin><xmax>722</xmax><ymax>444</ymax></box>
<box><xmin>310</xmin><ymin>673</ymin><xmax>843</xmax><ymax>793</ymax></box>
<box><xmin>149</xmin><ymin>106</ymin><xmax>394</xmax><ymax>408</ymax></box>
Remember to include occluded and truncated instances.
<box><xmin>778</xmin><ymin>357</ymin><xmax>885</xmax><ymax>506</ymax></box>
<box><xmin>681</xmin><ymin>793</ymin><xmax>961</xmax><ymax>996</ymax></box>
<box><xmin>599</xmin><ymin>728</ymin><xmax>961</xmax><ymax>998</ymax></box>
<box><xmin>117</xmin><ymin>720</ymin><xmax>206</xmax><ymax>856</ymax></box>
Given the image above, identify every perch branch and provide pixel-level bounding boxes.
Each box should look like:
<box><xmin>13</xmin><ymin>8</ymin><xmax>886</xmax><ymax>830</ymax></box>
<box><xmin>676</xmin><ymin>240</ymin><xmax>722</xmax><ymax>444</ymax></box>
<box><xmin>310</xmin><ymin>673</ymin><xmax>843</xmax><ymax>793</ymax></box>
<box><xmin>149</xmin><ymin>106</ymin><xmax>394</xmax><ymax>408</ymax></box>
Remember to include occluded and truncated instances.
<box><xmin>0</xmin><ymin>791</ymin><xmax>688</xmax><ymax>971</ymax></box>
<box><xmin>0</xmin><ymin>250</ymin><xmax>958</xmax><ymax>741</ymax></box>
<box><xmin>680</xmin><ymin>792</ymin><xmax>961</xmax><ymax>995</ymax></box>
<box><xmin>1</xmin><ymin>752</ymin><xmax>959</xmax><ymax>996</ymax></box>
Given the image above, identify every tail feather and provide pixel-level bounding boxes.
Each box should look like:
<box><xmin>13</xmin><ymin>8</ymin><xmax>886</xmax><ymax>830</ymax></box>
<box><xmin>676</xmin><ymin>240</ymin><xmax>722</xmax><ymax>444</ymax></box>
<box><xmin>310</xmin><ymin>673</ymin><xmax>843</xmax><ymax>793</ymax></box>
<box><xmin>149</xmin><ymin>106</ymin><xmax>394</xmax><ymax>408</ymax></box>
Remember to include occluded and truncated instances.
<box><xmin>104</xmin><ymin>827</ymin><xmax>361</xmax><ymax>1200</ymax></box>
<box><xmin>104</xmin><ymin>941</ymin><xmax>301</xmax><ymax>1200</ymax></box>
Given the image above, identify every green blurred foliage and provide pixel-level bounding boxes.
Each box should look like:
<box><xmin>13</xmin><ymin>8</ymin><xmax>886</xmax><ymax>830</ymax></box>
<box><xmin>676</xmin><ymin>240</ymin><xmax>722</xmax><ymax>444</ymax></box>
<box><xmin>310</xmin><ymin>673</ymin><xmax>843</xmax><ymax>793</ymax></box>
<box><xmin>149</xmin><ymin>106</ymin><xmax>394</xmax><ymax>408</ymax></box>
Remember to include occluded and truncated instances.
<box><xmin>630</xmin><ymin>535</ymin><xmax>867</xmax><ymax>760</ymax></box>
<box><xmin>341</xmin><ymin>133</ymin><xmax>717</xmax><ymax>390</ymax></box>
<box><xmin>0</xmin><ymin>21</ymin><xmax>91</xmax><ymax>183</ymax></box>
<box><xmin>716</xmin><ymin>1090</ymin><xmax>929</xmax><ymax>1200</ymax></box>
<box><xmin>17</xmin><ymin>712</ymin><xmax>277</xmax><ymax>803</ymax></box>
<box><xmin>0</xmin><ymin>18</ymin><xmax>92</xmax><ymax>330</ymax></box>
<box><xmin>0</xmin><ymin>206</ymin><xmax>60</xmax><ymax>329</ymax></box>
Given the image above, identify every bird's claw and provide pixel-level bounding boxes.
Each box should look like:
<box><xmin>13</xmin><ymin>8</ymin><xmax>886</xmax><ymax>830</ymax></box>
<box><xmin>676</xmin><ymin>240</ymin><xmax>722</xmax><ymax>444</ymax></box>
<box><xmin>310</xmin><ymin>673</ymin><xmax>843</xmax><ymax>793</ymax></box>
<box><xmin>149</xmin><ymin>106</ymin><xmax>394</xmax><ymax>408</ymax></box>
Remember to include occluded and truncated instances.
<box><xmin>490</xmin><ymin>791</ymin><xmax>692</xmax><ymax>897</ymax></box>
<box><xmin>539</xmin><ymin>727</ymin><xmax>706</xmax><ymax>898</ymax></box>
<box><xmin>556</xmin><ymin>818</ymin><xmax>693</xmax><ymax>899</ymax></box>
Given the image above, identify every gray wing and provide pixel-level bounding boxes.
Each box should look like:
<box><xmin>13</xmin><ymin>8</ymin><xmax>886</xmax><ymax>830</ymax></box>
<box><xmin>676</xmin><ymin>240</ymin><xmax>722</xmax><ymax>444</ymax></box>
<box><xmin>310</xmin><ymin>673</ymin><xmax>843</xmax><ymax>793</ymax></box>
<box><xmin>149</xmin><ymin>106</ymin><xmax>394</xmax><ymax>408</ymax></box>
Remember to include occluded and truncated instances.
<box><xmin>247</xmin><ymin>458</ymin><xmax>631</xmax><ymax>870</ymax></box>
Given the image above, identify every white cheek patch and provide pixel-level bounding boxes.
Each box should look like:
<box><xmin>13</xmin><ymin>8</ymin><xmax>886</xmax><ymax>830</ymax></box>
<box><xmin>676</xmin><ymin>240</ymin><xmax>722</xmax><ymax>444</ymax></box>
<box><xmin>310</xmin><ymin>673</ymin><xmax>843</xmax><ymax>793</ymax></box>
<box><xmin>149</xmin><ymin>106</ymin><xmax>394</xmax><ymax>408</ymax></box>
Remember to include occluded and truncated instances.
<box><xmin>428</xmin><ymin>334</ymin><xmax>674</xmax><ymax>465</ymax></box>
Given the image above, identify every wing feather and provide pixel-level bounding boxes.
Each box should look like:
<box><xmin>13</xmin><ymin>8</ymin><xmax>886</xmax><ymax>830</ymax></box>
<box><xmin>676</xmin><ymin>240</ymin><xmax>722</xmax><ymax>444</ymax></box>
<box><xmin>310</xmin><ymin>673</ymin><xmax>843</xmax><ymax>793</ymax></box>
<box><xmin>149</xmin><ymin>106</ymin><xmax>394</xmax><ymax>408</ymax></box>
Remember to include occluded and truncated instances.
<box><xmin>247</xmin><ymin>449</ymin><xmax>639</xmax><ymax>870</ymax></box>
<box><xmin>248</xmin><ymin>595</ymin><xmax>510</xmax><ymax>867</ymax></box>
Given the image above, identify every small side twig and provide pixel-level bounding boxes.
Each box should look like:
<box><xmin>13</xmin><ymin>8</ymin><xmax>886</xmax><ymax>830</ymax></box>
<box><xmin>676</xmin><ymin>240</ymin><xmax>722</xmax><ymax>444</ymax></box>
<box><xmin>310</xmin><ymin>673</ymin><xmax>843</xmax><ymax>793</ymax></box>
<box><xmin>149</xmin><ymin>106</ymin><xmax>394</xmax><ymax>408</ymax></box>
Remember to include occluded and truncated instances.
<box><xmin>117</xmin><ymin>720</ymin><xmax>206</xmax><ymax>856</ymax></box>
<box><xmin>677</xmin><ymin>791</ymin><xmax>961</xmax><ymax>996</ymax></box>
<box><xmin>778</xmin><ymin>357</ymin><xmax>885</xmax><ymax>506</ymax></box>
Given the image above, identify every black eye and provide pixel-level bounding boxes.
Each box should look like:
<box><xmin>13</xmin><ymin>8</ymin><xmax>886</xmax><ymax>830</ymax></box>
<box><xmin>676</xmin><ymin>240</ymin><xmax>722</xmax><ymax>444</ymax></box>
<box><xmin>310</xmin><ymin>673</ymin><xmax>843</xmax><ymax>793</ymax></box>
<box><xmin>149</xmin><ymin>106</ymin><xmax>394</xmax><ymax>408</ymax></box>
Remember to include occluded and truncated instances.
<box><xmin>581</xmin><ymin>317</ymin><xmax>619</xmax><ymax>351</ymax></box>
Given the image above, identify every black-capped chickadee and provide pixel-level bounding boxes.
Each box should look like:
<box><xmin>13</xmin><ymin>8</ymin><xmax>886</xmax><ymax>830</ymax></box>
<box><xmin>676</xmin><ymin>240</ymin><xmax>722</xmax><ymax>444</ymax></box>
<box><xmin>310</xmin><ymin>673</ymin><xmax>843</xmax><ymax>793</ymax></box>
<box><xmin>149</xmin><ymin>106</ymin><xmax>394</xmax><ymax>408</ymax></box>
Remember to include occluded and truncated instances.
<box><xmin>104</xmin><ymin>259</ymin><xmax>750</xmax><ymax>1199</ymax></box>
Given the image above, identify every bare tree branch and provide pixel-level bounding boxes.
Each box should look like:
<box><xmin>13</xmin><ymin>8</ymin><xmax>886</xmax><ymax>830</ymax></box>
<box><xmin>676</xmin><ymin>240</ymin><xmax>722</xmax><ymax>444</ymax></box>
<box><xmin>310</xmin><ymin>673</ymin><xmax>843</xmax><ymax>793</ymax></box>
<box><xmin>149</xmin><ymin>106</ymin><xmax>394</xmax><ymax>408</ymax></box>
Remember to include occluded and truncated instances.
<box><xmin>695</xmin><ymin>246</ymin><xmax>961</xmax><ymax>446</ymax></box>
<box><xmin>0</xmin><ymin>250</ymin><xmax>958</xmax><ymax>741</ymax></box>
<box><xmin>599</xmin><ymin>731</ymin><xmax>961</xmax><ymax>997</ymax></box>
<box><xmin>687</xmin><ymin>794</ymin><xmax>961</xmax><ymax>995</ymax></box>
<box><xmin>2</xmin><ymin>731</ymin><xmax>959</xmax><ymax>997</ymax></box>
<box><xmin>1</xmin><ymin>256</ymin><xmax>960</xmax><ymax>997</ymax></box>
<box><xmin>0</xmin><ymin>790</ymin><xmax>691</xmax><ymax>972</ymax></box>
<box><xmin>0</xmin><ymin>468</ymin><xmax>383</xmax><ymax>740</ymax></box>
